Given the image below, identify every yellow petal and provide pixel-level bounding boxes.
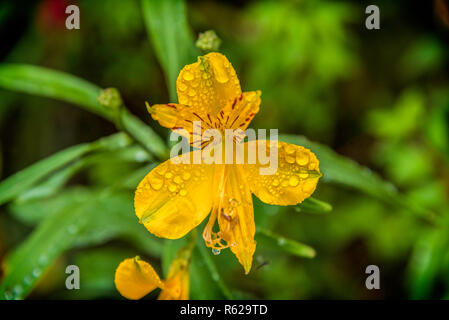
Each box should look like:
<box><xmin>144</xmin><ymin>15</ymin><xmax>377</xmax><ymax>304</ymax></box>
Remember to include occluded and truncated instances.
<box><xmin>217</xmin><ymin>90</ymin><xmax>261</xmax><ymax>133</ymax></box>
<box><xmin>176</xmin><ymin>52</ymin><xmax>241</xmax><ymax>118</ymax></box>
<box><xmin>208</xmin><ymin>165</ymin><xmax>256</xmax><ymax>274</ymax></box>
<box><xmin>135</xmin><ymin>150</ymin><xmax>215</xmax><ymax>239</ymax></box>
<box><xmin>147</xmin><ymin>102</ymin><xmax>215</xmax><ymax>147</ymax></box>
<box><xmin>158</xmin><ymin>258</ymin><xmax>189</xmax><ymax>300</ymax></box>
<box><xmin>114</xmin><ymin>257</ymin><xmax>163</xmax><ymax>300</ymax></box>
<box><xmin>244</xmin><ymin>140</ymin><xmax>321</xmax><ymax>205</ymax></box>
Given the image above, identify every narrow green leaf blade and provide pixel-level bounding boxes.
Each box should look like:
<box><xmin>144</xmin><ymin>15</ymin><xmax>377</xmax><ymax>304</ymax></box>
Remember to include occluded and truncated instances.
<box><xmin>256</xmin><ymin>227</ymin><xmax>316</xmax><ymax>259</ymax></box>
<box><xmin>296</xmin><ymin>197</ymin><xmax>333</xmax><ymax>214</ymax></box>
<box><xmin>0</xmin><ymin>64</ymin><xmax>109</xmax><ymax>118</ymax></box>
<box><xmin>0</xmin><ymin>133</ymin><xmax>130</xmax><ymax>206</ymax></box>
<box><xmin>197</xmin><ymin>239</ymin><xmax>233</xmax><ymax>299</ymax></box>
<box><xmin>0</xmin><ymin>64</ymin><xmax>167</xmax><ymax>158</ymax></box>
<box><xmin>281</xmin><ymin>134</ymin><xmax>433</xmax><ymax>220</ymax></box>
<box><xmin>142</xmin><ymin>0</ymin><xmax>198</xmax><ymax>99</ymax></box>
<box><xmin>0</xmin><ymin>144</ymin><xmax>91</xmax><ymax>206</ymax></box>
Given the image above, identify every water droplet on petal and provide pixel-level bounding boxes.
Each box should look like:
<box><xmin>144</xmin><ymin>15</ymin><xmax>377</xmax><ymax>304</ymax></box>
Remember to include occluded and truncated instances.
<box><xmin>187</xmin><ymin>89</ymin><xmax>196</xmax><ymax>97</ymax></box>
<box><xmin>178</xmin><ymin>83</ymin><xmax>187</xmax><ymax>92</ymax></box>
<box><xmin>168</xmin><ymin>184</ymin><xmax>177</xmax><ymax>193</ymax></box>
<box><xmin>165</xmin><ymin>172</ymin><xmax>173</xmax><ymax>179</ymax></box>
<box><xmin>179</xmin><ymin>189</ymin><xmax>187</xmax><ymax>196</ymax></box>
<box><xmin>289</xmin><ymin>176</ymin><xmax>299</xmax><ymax>187</ymax></box>
<box><xmin>149</xmin><ymin>175</ymin><xmax>164</xmax><ymax>190</ymax></box>
<box><xmin>272</xmin><ymin>179</ymin><xmax>280</xmax><ymax>187</ymax></box>
<box><xmin>212</xmin><ymin>248</ymin><xmax>221</xmax><ymax>255</ymax></box>
<box><xmin>156</xmin><ymin>165</ymin><xmax>168</xmax><ymax>176</ymax></box>
<box><xmin>299</xmin><ymin>171</ymin><xmax>309</xmax><ymax>179</ymax></box>
<box><xmin>296</xmin><ymin>151</ymin><xmax>309</xmax><ymax>166</ymax></box>
<box><xmin>284</xmin><ymin>144</ymin><xmax>295</xmax><ymax>154</ymax></box>
<box><xmin>182</xmin><ymin>172</ymin><xmax>191</xmax><ymax>180</ymax></box>
<box><xmin>173</xmin><ymin>176</ymin><xmax>183</xmax><ymax>184</ymax></box>
<box><xmin>213</xmin><ymin>65</ymin><xmax>229</xmax><ymax>83</ymax></box>
<box><xmin>285</xmin><ymin>155</ymin><xmax>295</xmax><ymax>164</ymax></box>
<box><xmin>183</xmin><ymin>71</ymin><xmax>194</xmax><ymax>81</ymax></box>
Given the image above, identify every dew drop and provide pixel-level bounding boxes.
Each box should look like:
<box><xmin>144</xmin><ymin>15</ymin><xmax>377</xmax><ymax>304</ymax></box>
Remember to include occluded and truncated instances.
<box><xmin>168</xmin><ymin>184</ymin><xmax>177</xmax><ymax>193</ymax></box>
<box><xmin>165</xmin><ymin>172</ymin><xmax>173</xmax><ymax>179</ymax></box>
<box><xmin>182</xmin><ymin>172</ymin><xmax>191</xmax><ymax>180</ymax></box>
<box><xmin>187</xmin><ymin>88</ymin><xmax>196</xmax><ymax>97</ymax></box>
<box><xmin>214</xmin><ymin>68</ymin><xmax>229</xmax><ymax>83</ymax></box>
<box><xmin>38</xmin><ymin>255</ymin><xmax>48</xmax><ymax>265</ymax></box>
<box><xmin>299</xmin><ymin>171</ymin><xmax>309</xmax><ymax>179</ymax></box>
<box><xmin>212</xmin><ymin>248</ymin><xmax>221</xmax><ymax>255</ymax></box>
<box><xmin>178</xmin><ymin>82</ymin><xmax>187</xmax><ymax>92</ymax></box>
<box><xmin>4</xmin><ymin>291</ymin><xmax>13</xmax><ymax>300</ymax></box>
<box><xmin>284</xmin><ymin>144</ymin><xmax>296</xmax><ymax>154</ymax></box>
<box><xmin>67</xmin><ymin>225</ymin><xmax>78</xmax><ymax>235</ymax></box>
<box><xmin>179</xmin><ymin>189</ymin><xmax>187</xmax><ymax>196</ymax></box>
<box><xmin>272</xmin><ymin>179</ymin><xmax>280</xmax><ymax>187</ymax></box>
<box><xmin>32</xmin><ymin>268</ymin><xmax>42</xmax><ymax>277</ymax></box>
<box><xmin>149</xmin><ymin>175</ymin><xmax>164</xmax><ymax>190</ymax></box>
<box><xmin>156</xmin><ymin>165</ymin><xmax>168</xmax><ymax>175</ymax></box>
<box><xmin>296</xmin><ymin>151</ymin><xmax>309</xmax><ymax>166</ymax></box>
<box><xmin>13</xmin><ymin>285</ymin><xmax>23</xmax><ymax>296</ymax></box>
<box><xmin>183</xmin><ymin>71</ymin><xmax>194</xmax><ymax>81</ymax></box>
<box><xmin>303</xmin><ymin>180</ymin><xmax>316</xmax><ymax>193</ymax></box>
<box><xmin>288</xmin><ymin>176</ymin><xmax>299</xmax><ymax>187</ymax></box>
<box><xmin>285</xmin><ymin>155</ymin><xmax>295</xmax><ymax>164</ymax></box>
<box><xmin>173</xmin><ymin>175</ymin><xmax>183</xmax><ymax>184</ymax></box>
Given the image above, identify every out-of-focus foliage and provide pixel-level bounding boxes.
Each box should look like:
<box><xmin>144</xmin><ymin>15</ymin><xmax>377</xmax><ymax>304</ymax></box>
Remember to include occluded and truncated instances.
<box><xmin>0</xmin><ymin>0</ymin><xmax>448</xmax><ymax>300</ymax></box>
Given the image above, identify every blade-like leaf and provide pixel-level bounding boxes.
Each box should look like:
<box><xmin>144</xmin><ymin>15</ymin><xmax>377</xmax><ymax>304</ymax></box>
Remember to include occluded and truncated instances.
<box><xmin>0</xmin><ymin>133</ymin><xmax>130</xmax><ymax>206</ymax></box>
<box><xmin>0</xmin><ymin>189</ymin><xmax>162</xmax><ymax>299</ymax></box>
<box><xmin>296</xmin><ymin>197</ymin><xmax>333</xmax><ymax>214</ymax></box>
<box><xmin>197</xmin><ymin>238</ymin><xmax>233</xmax><ymax>299</ymax></box>
<box><xmin>0</xmin><ymin>64</ymin><xmax>167</xmax><ymax>158</ymax></box>
<box><xmin>142</xmin><ymin>0</ymin><xmax>198</xmax><ymax>100</ymax></box>
<box><xmin>256</xmin><ymin>227</ymin><xmax>316</xmax><ymax>259</ymax></box>
<box><xmin>281</xmin><ymin>134</ymin><xmax>434</xmax><ymax>221</ymax></box>
<box><xmin>0</xmin><ymin>64</ymin><xmax>109</xmax><ymax>118</ymax></box>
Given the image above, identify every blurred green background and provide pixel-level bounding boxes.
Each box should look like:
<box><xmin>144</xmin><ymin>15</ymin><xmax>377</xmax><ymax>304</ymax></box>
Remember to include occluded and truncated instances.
<box><xmin>0</xmin><ymin>0</ymin><xmax>449</xmax><ymax>299</ymax></box>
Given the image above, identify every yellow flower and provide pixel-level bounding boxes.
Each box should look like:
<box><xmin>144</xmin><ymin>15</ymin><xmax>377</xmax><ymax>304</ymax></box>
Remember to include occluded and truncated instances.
<box><xmin>114</xmin><ymin>256</ymin><xmax>189</xmax><ymax>300</ymax></box>
<box><xmin>136</xmin><ymin>52</ymin><xmax>321</xmax><ymax>274</ymax></box>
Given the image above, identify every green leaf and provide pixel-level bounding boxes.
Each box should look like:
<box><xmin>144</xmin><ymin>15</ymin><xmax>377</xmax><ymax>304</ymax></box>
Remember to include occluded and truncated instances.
<box><xmin>296</xmin><ymin>197</ymin><xmax>332</xmax><ymax>214</ymax></box>
<box><xmin>196</xmin><ymin>238</ymin><xmax>233</xmax><ymax>299</ymax></box>
<box><xmin>189</xmin><ymin>248</ymin><xmax>226</xmax><ymax>299</ymax></box>
<box><xmin>0</xmin><ymin>193</ymin><xmax>97</xmax><ymax>299</ymax></box>
<box><xmin>281</xmin><ymin>134</ymin><xmax>434</xmax><ymax>221</ymax></box>
<box><xmin>142</xmin><ymin>0</ymin><xmax>198</xmax><ymax>99</ymax></box>
<box><xmin>120</xmin><ymin>108</ymin><xmax>168</xmax><ymax>159</ymax></box>
<box><xmin>407</xmin><ymin>228</ymin><xmax>447</xmax><ymax>299</ymax></box>
<box><xmin>0</xmin><ymin>64</ymin><xmax>167</xmax><ymax>158</ymax></box>
<box><xmin>0</xmin><ymin>188</ymin><xmax>163</xmax><ymax>299</ymax></box>
<box><xmin>256</xmin><ymin>227</ymin><xmax>316</xmax><ymax>259</ymax></box>
<box><xmin>63</xmin><ymin>247</ymin><xmax>136</xmax><ymax>299</ymax></box>
<box><xmin>0</xmin><ymin>133</ymin><xmax>130</xmax><ymax>206</ymax></box>
<box><xmin>0</xmin><ymin>64</ymin><xmax>109</xmax><ymax>118</ymax></box>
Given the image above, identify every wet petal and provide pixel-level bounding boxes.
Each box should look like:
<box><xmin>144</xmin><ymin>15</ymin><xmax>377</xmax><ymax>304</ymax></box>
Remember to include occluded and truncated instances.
<box><xmin>135</xmin><ymin>150</ymin><xmax>215</xmax><ymax>239</ymax></box>
<box><xmin>114</xmin><ymin>257</ymin><xmax>163</xmax><ymax>300</ymax></box>
<box><xmin>158</xmin><ymin>258</ymin><xmax>189</xmax><ymax>300</ymax></box>
<box><xmin>207</xmin><ymin>165</ymin><xmax>256</xmax><ymax>274</ymax></box>
<box><xmin>177</xmin><ymin>52</ymin><xmax>241</xmax><ymax>117</ymax></box>
<box><xmin>244</xmin><ymin>140</ymin><xmax>321</xmax><ymax>205</ymax></box>
<box><xmin>217</xmin><ymin>90</ymin><xmax>261</xmax><ymax>133</ymax></box>
<box><xmin>147</xmin><ymin>102</ymin><xmax>214</xmax><ymax>147</ymax></box>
